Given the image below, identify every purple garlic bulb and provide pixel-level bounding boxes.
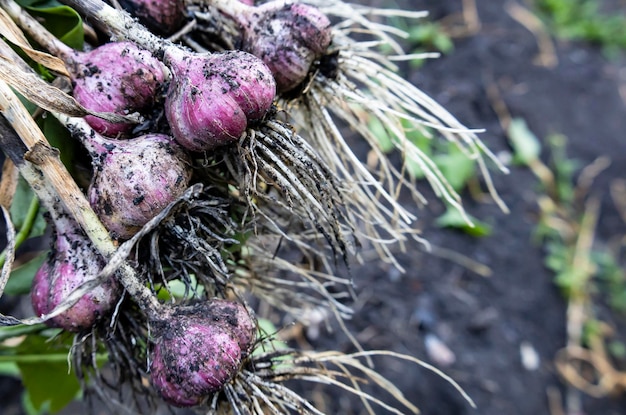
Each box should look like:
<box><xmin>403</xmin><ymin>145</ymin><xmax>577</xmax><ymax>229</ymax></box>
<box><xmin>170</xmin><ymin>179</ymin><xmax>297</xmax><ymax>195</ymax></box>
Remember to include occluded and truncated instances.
<box><xmin>31</xmin><ymin>213</ymin><xmax>120</xmax><ymax>331</ymax></box>
<box><xmin>226</xmin><ymin>0</ymin><xmax>332</xmax><ymax>93</ymax></box>
<box><xmin>82</xmin><ymin>130</ymin><xmax>192</xmax><ymax>240</ymax></box>
<box><xmin>4</xmin><ymin>4</ymin><xmax>166</xmax><ymax>137</ymax></box>
<box><xmin>149</xmin><ymin>299</ymin><xmax>257</xmax><ymax>407</ymax></box>
<box><xmin>67</xmin><ymin>42</ymin><xmax>166</xmax><ymax>137</ymax></box>
<box><xmin>194</xmin><ymin>298</ymin><xmax>257</xmax><ymax>355</ymax></box>
<box><xmin>164</xmin><ymin>47</ymin><xmax>276</xmax><ymax>152</ymax></box>
<box><xmin>118</xmin><ymin>0</ymin><xmax>186</xmax><ymax>35</ymax></box>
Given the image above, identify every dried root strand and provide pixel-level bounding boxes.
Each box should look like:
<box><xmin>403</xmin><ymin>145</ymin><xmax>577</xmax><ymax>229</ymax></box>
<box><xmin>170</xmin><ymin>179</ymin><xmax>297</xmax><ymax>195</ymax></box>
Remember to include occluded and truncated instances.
<box><xmin>298</xmin><ymin>3</ymin><xmax>509</xmax><ymax>215</ymax></box>
<box><xmin>205</xmin><ymin>347</ymin><xmax>474</xmax><ymax>415</ymax></box>
<box><xmin>138</xmin><ymin>186</ymin><xmax>241</xmax><ymax>297</ymax></box>
<box><xmin>71</xmin><ymin>304</ymin><xmax>159</xmax><ymax>415</ymax></box>
<box><xmin>224</xmin><ymin>119</ymin><xmax>356</xmax><ymax>265</ymax></box>
<box><xmin>233</xmin><ymin>231</ymin><xmax>355</xmax><ymax>322</ymax></box>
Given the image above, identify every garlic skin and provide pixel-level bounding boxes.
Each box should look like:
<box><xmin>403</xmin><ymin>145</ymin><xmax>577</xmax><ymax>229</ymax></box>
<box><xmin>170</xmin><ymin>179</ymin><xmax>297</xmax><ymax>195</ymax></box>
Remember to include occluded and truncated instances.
<box><xmin>86</xmin><ymin>133</ymin><xmax>192</xmax><ymax>240</ymax></box>
<box><xmin>68</xmin><ymin>42</ymin><xmax>166</xmax><ymax>137</ymax></box>
<box><xmin>176</xmin><ymin>299</ymin><xmax>257</xmax><ymax>355</ymax></box>
<box><xmin>31</xmin><ymin>215</ymin><xmax>120</xmax><ymax>332</ymax></box>
<box><xmin>118</xmin><ymin>0</ymin><xmax>187</xmax><ymax>35</ymax></box>
<box><xmin>240</xmin><ymin>1</ymin><xmax>332</xmax><ymax>93</ymax></box>
<box><xmin>149</xmin><ymin>299</ymin><xmax>257</xmax><ymax>407</ymax></box>
<box><xmin>164</xmin><ymin>48</ymin><xmax>276</xmax><ymax>152</ymax></box>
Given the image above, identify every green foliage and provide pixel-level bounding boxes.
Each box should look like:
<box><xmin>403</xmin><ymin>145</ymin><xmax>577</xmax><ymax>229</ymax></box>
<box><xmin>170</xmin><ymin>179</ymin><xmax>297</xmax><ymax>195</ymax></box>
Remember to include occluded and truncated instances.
<box><xmin>407</xmin><ymin>22</ymin><xmax>454</xmax><ymax>54</ymax></box>
<box><xmin>4</xmin><ymin>251</ymin><xmax>48</xmax><ymax>295</ymax></box>
<box><xmin>608</xmin><ymin>340</ymin><xmax>626</xmax><ymax>360</ymax></box>
<box><xmin>9</xmin><ymin>177</ymin><xmax>46</xmax><ymax>237</ymax></box>
<box><xmin>255</xmin><ymin>318</ymin><xmax>288</xmax><ymax>353</ymax></box>
<box><xmin>42</xmin><ymin>116</ymin><xmax>77</xmax><ymax>174</ymax></box>
<box><xmin>0</xmin><ymin>361</ymin><xmax>20</xmax><ymax>377</ymax></box>
<box><xmin>435</xmin><ymin>208</ymin><xmax>492</xmax><ymax>237</ymax></box>
<box><xmin>546</xmin><ymin>134</ymin><xmax>579</xmax><ymax>204</ymax></box>
<box><xmin>16</xmin><ymin>0</ymin><xmax>84</xmax><ymax>50</ymax></box>
<box><xmin>431</xmin><ymin>143</ymin><xmax>477</xmax><ymax>192</ymax></box>
<box><xmin>156</xmin><ymin>274</ymin><xmax>206</xmax><ymax>301</ymax></box>
<box><xmin>544</xmin><ymin>238</ymin><xmax>588</xmax><ymax>298</ymax></box>
<box><xmin>594</xmin><ymin>250</ymin><xmax>626</xmax><ymax>314</ymax></box>
<box><xmin>507</xmin><ymin>118</ymin><xmax>542</xmax><ymax>166</ymax></box>
<box><xmin>513</xmin><ymin>120</ymin><xmax>626</xmax><ymax>317</ymax></box>
<box><xmin>368</xmin><ymin>117</ymin><xmax>485</xmax><ymax>235</ymax></box>
<box><xmin>1</xmin><ymin>177</ymin><xmax>48</xmax><ymax>295</ymax></box>
<box><xmin>534</xmin><ymin>0</ymin><xmax>626</xmax><ymax>55</ymax></box>
<box><xmin>15</xmin><ymin>334</ymin><xmax>81</xmax><ymax>414</ymax></box>
<box><xmin>379</xmin><ymin>14</ymin><xmax>453</xmax><ymax>68</ymax></box>
<box><xmin>0</xmin><ymin>327</ymin><xmax>93</xmax><ymax>414</ymax></box>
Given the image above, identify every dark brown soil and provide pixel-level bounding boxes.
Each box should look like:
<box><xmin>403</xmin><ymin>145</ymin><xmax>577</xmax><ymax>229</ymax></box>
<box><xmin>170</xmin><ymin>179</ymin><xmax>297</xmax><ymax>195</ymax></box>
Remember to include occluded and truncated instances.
<box><xmin>312</xmin><ymin>1</ymin><xmax>626</xmax><ymax>414</ymax></box>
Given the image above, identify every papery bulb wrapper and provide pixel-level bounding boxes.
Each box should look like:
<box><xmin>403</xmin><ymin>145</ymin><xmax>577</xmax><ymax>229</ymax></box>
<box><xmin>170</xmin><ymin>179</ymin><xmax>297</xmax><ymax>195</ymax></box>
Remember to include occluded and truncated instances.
<box><xmin>69</xmin><ymin>42</ymin><xmax>166</xmax><ymax>137</ymax></box>
<box><xmin>164</xmin><ymin>48</ymin><xmax>275</xmax><ymax>151</ymax></box>
<box><xmin>31</xmin><ymin>215</ymin><xmax>120</xmax><ymax>331</ymax></box>
<box><xmin>149</xmin><ymin>299</ymin><xmax>257</xmax><ymax>407</ymax></box>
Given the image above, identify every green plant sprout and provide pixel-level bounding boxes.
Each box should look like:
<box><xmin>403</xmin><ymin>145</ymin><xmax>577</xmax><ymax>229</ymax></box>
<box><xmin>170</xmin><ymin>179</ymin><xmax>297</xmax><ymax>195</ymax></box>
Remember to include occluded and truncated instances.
<box><xmin>507</xmin><ymin>116</ymin><xmax>626</xmax><ymax>398</ymax></box>
<box><xmin>533</xmin><ymin>0</ymin><xmax>626</xmax><ymax>56</ymax></box>
<box><xmin>369</xmin><ymin>115</ymin><xmax>492</xmax><ymax>236</ymax></box>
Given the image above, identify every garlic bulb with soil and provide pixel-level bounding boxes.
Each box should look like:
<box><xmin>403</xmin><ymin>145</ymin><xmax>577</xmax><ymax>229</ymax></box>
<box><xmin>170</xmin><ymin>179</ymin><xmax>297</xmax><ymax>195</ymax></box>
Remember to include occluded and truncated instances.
<box><xmin>207</xmin><ymin>0</ymin><xmax>332</xmax><ymax>93</ymax></box>
<box><xmin>1</xmin><ymin>0</ymin><xmax>166</xmax><ymax>136</ymax></box>
<box><xmin>68</xmin><ymin>41</ymin><xmax>166</xmax><ymax>137</ymax></box>
<box><xmin>117</xmin><ymin>0</ymin><xmax>187</xmax><ymax>35</ymax></box>
<box><xmin>87</xmin><ymin>133</ymin><xmax>192</xmax><ymax>239</ymax></box>
<box><xmin>31</xmin><ymin>211</ymin><xmax>120</xmax><ymax>331</ymax></box>
<box><xmin>163</xmin><ymin>47</ymin><xmax>276</xmax><ymax>151</ymax></box>
<box><xmin>149</xmin><ymin>299</ymin><xmax>257</xmax><ymax>407</ymax></box>
<box><xmin>62</xmin><ymin>117</ymin><xmax>192</xmax><ymax>240</ymax></box>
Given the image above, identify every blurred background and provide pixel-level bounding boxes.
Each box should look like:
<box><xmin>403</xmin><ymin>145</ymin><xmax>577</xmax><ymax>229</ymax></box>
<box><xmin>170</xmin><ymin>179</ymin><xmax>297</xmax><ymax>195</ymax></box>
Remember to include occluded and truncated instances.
<box><xmin>308</xmin><ymin>0</ymin><xmax>626</xmax><ymax>414</ymax></box>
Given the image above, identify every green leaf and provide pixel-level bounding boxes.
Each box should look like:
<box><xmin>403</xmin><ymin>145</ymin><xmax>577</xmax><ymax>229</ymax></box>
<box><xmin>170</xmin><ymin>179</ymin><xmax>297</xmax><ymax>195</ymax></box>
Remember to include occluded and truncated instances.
<box><xmin>16</xmin><ymin>334</ymin><xmax>81</xmax><ymax>414</ymax></box>
<box><xmin>5</xmin><ymin>251</ymin><xmax>48</xmax><ymax>295</ymax></box>
<box><xmin>0</xmin><ymin>324</ymin><xmax>51</xmax><ymax>343</ymax></box>
<box><xmin>16</xmin><ymin>0</ymin><xmax>84</xmax><ymax>50</ymax></box>
<box><xmin>253</xmin><ymin>318</ymin><xmax>290</xmax><ymax>369</ymax></box>
<box><xmin>158</xmin><ymin>275</ymin><xmax>206</xmax><ymax>300</ymax></box>
<box><xmin>609</xmin><ymin>341</ymin><xmax>626</xmax><ymax>360</ymax></box>
<box><xmin>435</xmin><ymin>208</ymin><xmax>492</xmax><ymax>237</ymax></box>
<box><xmin>367</xmin><ymin>117</ymin><xmax>395</xmax><ymax>154</ymax></box>
<box><xmin>23</xmin><ymin>390</ymin><xmax>49</xmax><ymax>415</ymax></box>
<box><xmin>547</xmin><ymin>134</ymin><xmax>578</xmax><ymax>203</ymax></box>
<box><xmin>433</xmin><ymin>144</ymin><xmax>477</xmax><ymax>192</ymax></box>
<box><xmin>408</xmin><ymin>23</ymin><xmax>454</xmax><ymax>54</ymax></box>
<box><xmin>10</xmin><ymin>177</ymin><xmax>46</xmax><ymax>236</ymax></box>
<box><xmin>0</xmin><ymin>361</ymin><xmax>20</xmax><ymax>377</ymax></box>
<box><xmin>403</xmin><ymin>126</ymin><xmax>433</xmax><ymax>179</ymax></box>
<box><xmin>507</xmin><ymin>118</ymin><xmax>541</xmax><ymax>165</ymax></box>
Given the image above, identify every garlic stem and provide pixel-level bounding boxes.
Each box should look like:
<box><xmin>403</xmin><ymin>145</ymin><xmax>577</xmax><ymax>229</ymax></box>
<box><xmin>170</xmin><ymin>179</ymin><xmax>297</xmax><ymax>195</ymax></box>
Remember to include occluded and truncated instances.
<box><xmin>0</xmin><ymin>80</ymin><xmax>160</xmax><ymax>314</ymax></box>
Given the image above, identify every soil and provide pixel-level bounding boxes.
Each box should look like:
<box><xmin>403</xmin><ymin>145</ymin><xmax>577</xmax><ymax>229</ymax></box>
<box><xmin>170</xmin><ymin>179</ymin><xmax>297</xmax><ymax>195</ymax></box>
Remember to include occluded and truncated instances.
<box><xmin>313</xmin><ymin>1</ymin><xmax>626</xmax><ymax>414</ymax></box>
<box><xmin>2</xmin><ymin>1</ymin><xmax>626</xmax><ymax>415</ymax></box>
